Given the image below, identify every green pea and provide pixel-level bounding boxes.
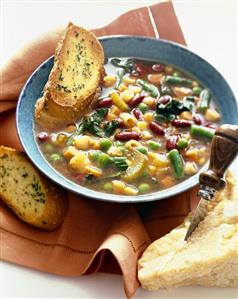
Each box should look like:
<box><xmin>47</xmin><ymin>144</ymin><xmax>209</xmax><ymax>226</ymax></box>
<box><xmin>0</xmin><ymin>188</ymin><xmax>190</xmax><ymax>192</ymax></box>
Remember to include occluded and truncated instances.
<box><xmin>192</xmin><ymin>86</ymin><xmax>202</xmax><ymax>96</ymax></box>
<box><xmin>99</xmin><ymin>138</ymin><xmax>112</xmax><ymax>151</ymax></box>
<box><xmin>177</xmin><ymin>138</ymin><xmax>188</xmax><ymax>149</ymax></box>
<box><xmin>137</xmin><ymin>147</ymin><xmax>148</xmax><ymax>154</ymax></box>
<box><xmin>44</xmin><ymin>143</ymin><xmax>54</xmax><ymax>153</ymax></box>
<box><xmin>98</xmin><ymin>153</ymin><xmax>113</xmax><ymax>168</ymax></box>
<box><xmin>89</xmin><ymin>150</ymin><xmax>100</xmax><ymax>162</ymax></box>
<box><xmin>138</xmin><ymin>103</ymin><xmax>149</xmax><ymax>114</ymax></box>
<box><xmin>148</xmin><ymin>140</ymin><xmax>161</xmax><ymax>151</ymax></box>
<box><xmin>50</xmin><ymin>153</ymin><xmax>61</xmax><ymax>162</ymax></box>
<box><xmin>138</xmin><ymin>183</ymin><xmax>150</xmax><ymax>194</ymax></box>
<box><xmin>172</xmin><ymin>71</ymin><xmax>181</xmax><ymax>77</ymax></box>
<box><xmin>103</xmin><ymin>182</ymin><xmax>113</xmax><ymax>192</ymax></box>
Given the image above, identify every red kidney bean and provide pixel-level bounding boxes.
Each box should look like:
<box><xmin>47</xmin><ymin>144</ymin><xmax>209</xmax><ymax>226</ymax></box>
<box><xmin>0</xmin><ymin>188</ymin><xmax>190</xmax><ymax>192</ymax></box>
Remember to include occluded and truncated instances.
<box><xmin>132</xmin><ymin>108</ymin><xmax>143</xmax><ymax>120</ymax></box>
<box><xmin>117</xmin><ymin>118</ymin><xmax>126</xmax><ymax>128</ymax></box>
<box><xmin>171</xmin><ymin>119</ymin><xmax>193</xmax><ymax>127</ymax></box>
<box><xmin>128</xmin><ymin>95</ymin><xmax>145</xmax><ymax>108</ymax></box>
<box><xmin>37</xmin><ymin>132</ymin><xmax>49</xmax><ymax>142</ymax></box>
<box><xmin>166</xmin><ymin>135</ymin><xmax>179</xmax><ymax>150</ymax></box>
<box><xmin>149</xmin><ymin>122</ymin><xmax>165</xmax><ymax>136</ymax></box>
<box><xmin>115</xmin><ymin>131</ymin><xmax>141</xmax><ymax>141</ymax></box>
<box><xmin>152</xmin><ymin>63</ymin><xmax>165</xmax><ymax>72</ymax></box>
<box><xmin>136</xmin><ymin>63</ymin><xmax>147</xmax><ymax>75</ymax></box>
<box><xmin>97</xmin><ymin>97</ymin><xmax>112</xmax><ymax>108</ymax></box>
<box><xmin>158</xmin><ymin>95</ymin><xmax>172</xmax><ymax>105</ymax></box>
<box><xmin>192</xmin><ymin>114</ymin><xmax>202</xmax><ymax>125</ymax></box>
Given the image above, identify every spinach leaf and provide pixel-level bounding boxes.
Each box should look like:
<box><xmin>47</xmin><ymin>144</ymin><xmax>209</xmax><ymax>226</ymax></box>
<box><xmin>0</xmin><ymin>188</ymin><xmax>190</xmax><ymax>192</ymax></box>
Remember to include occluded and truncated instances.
<box><xmin>77</xmin><ymin>108</ymin><xmax>108</xmax><ymax>138</ymax></box>
<box><xmin>110</xmin><ymin>58</ymin><xmax>135</xmax><ymax>73</ymax></box>
<box><xmin>156</xmin><ymin>99</ymin><xmax>190</xmax><ymax>117</ymax></box>
<box><xmin>104</xmin><ymin>120</ymin><xmax>120</xmax><ymax>136</ymax></box>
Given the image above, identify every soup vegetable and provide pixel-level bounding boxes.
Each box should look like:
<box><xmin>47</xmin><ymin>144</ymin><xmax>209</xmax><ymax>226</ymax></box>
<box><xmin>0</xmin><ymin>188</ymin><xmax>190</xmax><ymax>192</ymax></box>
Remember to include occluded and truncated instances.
<box><xmin>36</xmin><ymin>58</ymin><xmax>221</xmax><ymax>195</ymax></box>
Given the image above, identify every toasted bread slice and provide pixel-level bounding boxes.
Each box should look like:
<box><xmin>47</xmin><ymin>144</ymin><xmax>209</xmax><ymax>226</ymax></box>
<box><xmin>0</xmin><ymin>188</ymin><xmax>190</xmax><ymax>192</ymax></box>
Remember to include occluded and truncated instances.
<box><xmin>0</xmin><ymin>146</ymin><xmax>68</xmax><ymax>230</ymax></box>
<box><xmin>35</xmin><ymin>23</ymin><xmax>104</xmax><ymax>129</ymax></box>
<box><xmin>138</xmin><ymin>172</ymin><xmax>238</xmax><ymax>290</ymax></box>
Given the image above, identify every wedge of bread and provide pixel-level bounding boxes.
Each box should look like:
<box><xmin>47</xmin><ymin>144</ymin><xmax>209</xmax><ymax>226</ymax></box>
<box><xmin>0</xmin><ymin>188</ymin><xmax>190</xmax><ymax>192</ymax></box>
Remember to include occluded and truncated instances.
<box><xmin>0</xmin><ymin>146</ymin><xmax>68</xmax><ymax>230</ymax></box>
<box><xmin>35</xmin><ymin>22</ymin><xmax>104</xmax><ymax>129</ymax></box>
<box><xmin>138</xmin><ymin>172</ymin><xmax>238</xmax><ymax>290</ymax></box>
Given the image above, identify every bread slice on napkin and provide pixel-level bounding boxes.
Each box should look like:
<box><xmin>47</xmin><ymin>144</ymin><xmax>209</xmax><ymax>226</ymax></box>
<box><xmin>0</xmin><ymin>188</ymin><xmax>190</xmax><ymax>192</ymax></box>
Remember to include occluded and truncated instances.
<box><xmin>138</xmin><ymin>173</ymin><xmax>238</xmax><ymax>290</ymax></box>
<box><xmin>35</xmin><ymin>22</ymin><xmax>104</xmax><ymax>129</ymax></box>
<box><xmin>0</xmin><ymin>146</ymin><xmax>68</xmax><ymax>230</ymax></box>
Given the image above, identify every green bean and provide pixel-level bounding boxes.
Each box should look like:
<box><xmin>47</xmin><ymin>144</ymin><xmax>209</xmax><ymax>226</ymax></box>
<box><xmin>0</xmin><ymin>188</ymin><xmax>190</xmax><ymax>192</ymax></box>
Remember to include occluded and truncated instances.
<box><xmin>198</xmin><ymin>89</ymin><xmax>211</xmax><ymax>112</ymax></box>
<box><xmin>137</xmin><ymin>79</ymin><xmax>159</xmax><ymax>98</ymax></box>
<box><xmin>168</xmin><ymin>149</ymin><xmax>184</xmax><ymax>179</ymax></box>
<box><xmin>177</xmin><ymin>138</ymin><xmax>188</xmax><ymax>149</ymax></box>
<box><xmin>148</xmin><ymin>140</ymin><xmax>161</xmax><ymax>150</ymax></box>
<box><xmin>138</xmin><ymin>183</ymin><xmax>150</xmax><ymax>194</ymax></box>
<box><xmin>164</xmin><ymin>76</ymin><xmax>193</xmax><ymax>87</ymax></box>
<box><xmin>116</xmin><ymin>68</ymin><xmax>126</xmax><ymax>88</ymax></box>
<box><xmin>99</xmin><ymin>138</ymin><xmax>112</xmax><ymax>151</ymax></box>
<box><xmin>138</xmin><ymin>103</ymin><xmax>149</xmax><ymax>114</ymax></box>
<box><xmin>190</xmin><ymin>125</ymin><xmax>214</xmax><ymax>140</ymax></box>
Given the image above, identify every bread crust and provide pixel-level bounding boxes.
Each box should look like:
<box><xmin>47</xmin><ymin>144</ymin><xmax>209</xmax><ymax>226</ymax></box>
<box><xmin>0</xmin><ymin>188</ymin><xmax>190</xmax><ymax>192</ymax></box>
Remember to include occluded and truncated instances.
<box><xmin>0</xmin><ymin>146</ymin><xmax>68</xmax><ymax>230</ymax></box>
<box><xmin>35</xmin><ymin>23</ymin><xmax>104</xmax><ymax>129</ymax></box>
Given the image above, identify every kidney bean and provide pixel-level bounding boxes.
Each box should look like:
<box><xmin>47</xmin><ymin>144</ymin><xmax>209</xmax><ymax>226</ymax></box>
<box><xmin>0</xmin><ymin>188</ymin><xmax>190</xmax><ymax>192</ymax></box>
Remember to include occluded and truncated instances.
<box><xmin>152</xmin><ymin>63</ymin><xmax>165</xmax><ymax>72</ymax></box>
<box><xmin>171</xmin><ymin>119</ymin><xmax>193</xmax><ymax>127</ymax></box>
<box><xmin>158</xmin><ymin>95</ymin><xmax>172</xmax><ymax>105</ymax></box>
<box><xmin>97</xmin><ymin>97</ymin><xmax>112</xmax><ymax>108</ymax></box>
<box><xmin>136</xmin><ymin>64</ymin><xmax>146</xmax><ymax>75</ymax></box>
<box><xmin>37</xmin><ymin>132</ymin><xmax>49</xmax><ymax>142</ymax></box>
<box><xmin>128</xmin><ymin>95</ymin><xmax>145</xmax><ymax>108</ymax></box>
<box><xmin>132</xmin><ymin>108</ymin><xmax>143</xmax><ymax>120</ymax></box>
<box><xmin>117</xmin><ymin>118</ymin><xmax>126</xmax><ymax>128</ymax></box>
<box><xmin>149</xmin><ymin>122</ymin><xmax>165</xmax><ymax>136</ymax></box>
<box><xmin>166</xmin><ymin>135</ymin><xmax>179</xmax><ymax>150</ymax></box>
<box><xmin>192</xmin><ymin>114</ymin><xmax>202</xmax><ymax>125</ymax></box>
<box><xmin>115</xmin><ymin>131</ymin><xmax>141</xmax><ymax>141</ymax></box>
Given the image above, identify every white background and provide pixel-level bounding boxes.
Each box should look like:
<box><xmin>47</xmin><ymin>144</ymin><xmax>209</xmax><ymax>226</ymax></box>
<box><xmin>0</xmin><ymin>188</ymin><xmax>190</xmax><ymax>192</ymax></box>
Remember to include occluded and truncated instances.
<box><xmin>1</xmin><ymin>1</ymin><xmax>238</xmax><ymax>299</ymax></box>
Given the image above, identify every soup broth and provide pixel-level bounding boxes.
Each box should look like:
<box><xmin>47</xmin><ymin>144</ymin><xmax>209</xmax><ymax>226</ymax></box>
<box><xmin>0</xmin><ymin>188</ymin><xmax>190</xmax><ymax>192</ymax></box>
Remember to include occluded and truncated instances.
<box><xmin>36</xmin><ymin>58</ymin><xmax>221</xmax><ymax>196</ymax></box>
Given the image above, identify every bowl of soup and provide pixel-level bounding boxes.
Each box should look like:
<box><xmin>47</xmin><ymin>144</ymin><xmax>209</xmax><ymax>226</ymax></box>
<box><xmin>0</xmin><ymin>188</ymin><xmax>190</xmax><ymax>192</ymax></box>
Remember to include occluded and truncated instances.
<box><xmin>16</xmin><ymin>36</ymin><xmax>238</xmax><ymax>202</ymax></box>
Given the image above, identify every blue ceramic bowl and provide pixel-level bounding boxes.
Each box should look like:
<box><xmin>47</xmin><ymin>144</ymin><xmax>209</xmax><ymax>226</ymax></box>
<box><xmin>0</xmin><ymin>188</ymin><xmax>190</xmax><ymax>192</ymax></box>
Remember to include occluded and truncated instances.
<box><xmin>16</xmin><ymin>36</ymin><xmax>238</xmax><ymax>203</ymax></box>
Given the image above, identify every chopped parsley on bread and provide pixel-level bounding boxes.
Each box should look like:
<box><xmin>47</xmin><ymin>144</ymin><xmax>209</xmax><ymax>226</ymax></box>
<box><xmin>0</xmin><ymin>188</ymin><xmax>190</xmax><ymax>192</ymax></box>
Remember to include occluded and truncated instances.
<box><xmin>0</xmin><ymin>146</ymin><xmax>68</xmax><ymax>230</ymax></box>
<box><xmin>138</xmin><ymin>172</ymin><xmax>238</xmax><ymax>290</ymax></box>
<box><xmin>35</xmin><ymin>22</ymin><xmax>104</xmax><ymax>129</ymax></box>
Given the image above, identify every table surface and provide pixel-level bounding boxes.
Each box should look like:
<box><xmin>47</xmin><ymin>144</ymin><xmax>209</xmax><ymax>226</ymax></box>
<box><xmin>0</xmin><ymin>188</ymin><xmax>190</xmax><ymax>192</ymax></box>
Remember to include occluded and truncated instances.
<box><xmin>1</xmin><ymin>1</ymin><xmax>237</xmax><ymax>298</ymax></box>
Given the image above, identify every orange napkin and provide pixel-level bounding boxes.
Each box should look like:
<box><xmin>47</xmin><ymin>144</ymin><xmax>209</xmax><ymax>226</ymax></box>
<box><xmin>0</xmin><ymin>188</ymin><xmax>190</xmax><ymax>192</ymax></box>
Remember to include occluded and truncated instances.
<box><xmin>0</xmin><ymin>2</ymin><xmax>198</xmax><ymax>298</ymax></box>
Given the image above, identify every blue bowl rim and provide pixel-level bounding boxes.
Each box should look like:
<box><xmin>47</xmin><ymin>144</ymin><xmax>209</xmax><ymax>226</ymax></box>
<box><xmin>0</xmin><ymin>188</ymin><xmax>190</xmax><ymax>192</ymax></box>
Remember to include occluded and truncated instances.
<box><xmin>16</xmin><ymin>35</ymin><xmax>237</xmax><ymax>203</ymax></box>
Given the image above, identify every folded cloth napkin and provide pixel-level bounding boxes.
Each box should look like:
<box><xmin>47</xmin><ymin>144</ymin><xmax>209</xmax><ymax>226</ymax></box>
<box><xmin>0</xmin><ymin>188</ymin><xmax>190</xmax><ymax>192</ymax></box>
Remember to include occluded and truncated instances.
<box><xmin>0</xmin><ymin>1</ymin><xmax>199</xmax><ymax>298</ymax></box>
